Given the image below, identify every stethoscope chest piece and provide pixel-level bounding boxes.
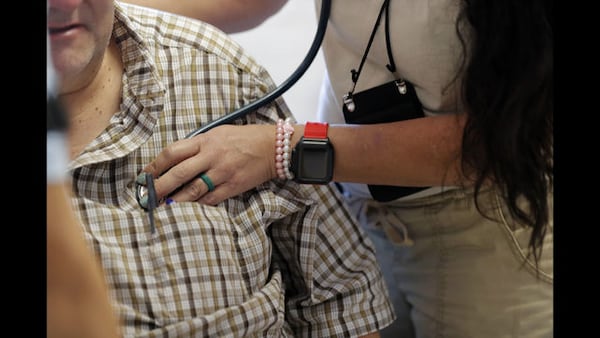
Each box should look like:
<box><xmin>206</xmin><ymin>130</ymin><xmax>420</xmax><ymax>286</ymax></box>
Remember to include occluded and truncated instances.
<box><xmin>135</xmin><ymin>172</ymin><xmax>156</xmax><ymax>211</ymax></box>
<box><xmin>136</xmin><ymin>183</ymin><xmax>149</xmax><ymax>211</ymax></box>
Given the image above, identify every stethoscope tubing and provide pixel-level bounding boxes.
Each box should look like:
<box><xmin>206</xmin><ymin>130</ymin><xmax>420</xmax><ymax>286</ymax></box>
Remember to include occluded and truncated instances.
<box><xmin>136</xmin><ymin>0</ymin><xmax>332</xmax><ymax>211</ymax></box>
<box><xmin>185</xmin><ymin>0</ymin><xmax>331</xmax><ymax>138</ymax></box>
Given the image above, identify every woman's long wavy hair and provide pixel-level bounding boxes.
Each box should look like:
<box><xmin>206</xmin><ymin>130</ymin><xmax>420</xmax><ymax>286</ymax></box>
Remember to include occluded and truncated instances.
<box><xmin>456</xmin><ymin>0</ymin><xmax>553</xmax><ymax>266</ymax></box>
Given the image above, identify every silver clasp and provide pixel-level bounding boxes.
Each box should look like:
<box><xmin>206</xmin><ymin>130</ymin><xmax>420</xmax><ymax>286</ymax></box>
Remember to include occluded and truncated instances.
<box><xmin>343</xmin><ymin>93</ymin><xmax>355</xmax><ymax>112</ymax></box>
<box><xmin>395</xmin><ymin>79</ymin><xmax>407</xmax><ymax>95</ymax></box>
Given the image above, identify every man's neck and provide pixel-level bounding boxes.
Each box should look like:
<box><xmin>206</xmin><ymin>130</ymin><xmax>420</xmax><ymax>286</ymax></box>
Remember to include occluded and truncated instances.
<box><xmin>62</xmin><ymin>40</ymin><xmax>124</xmax><ymax>159</ymax></box>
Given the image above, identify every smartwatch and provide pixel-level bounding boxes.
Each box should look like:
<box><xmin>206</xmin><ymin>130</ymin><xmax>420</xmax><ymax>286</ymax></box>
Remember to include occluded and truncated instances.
<box><xmin>290</xmin><ymin>122</ymin><xmax>334</xmax><ymax>184</ymax></box>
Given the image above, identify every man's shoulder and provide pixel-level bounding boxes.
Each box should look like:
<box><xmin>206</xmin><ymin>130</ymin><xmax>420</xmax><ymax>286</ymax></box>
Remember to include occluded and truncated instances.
<box><xmin>116</xmin><ymin>2</ymin><xmax>260</xmax><ymax>73</ymax></box>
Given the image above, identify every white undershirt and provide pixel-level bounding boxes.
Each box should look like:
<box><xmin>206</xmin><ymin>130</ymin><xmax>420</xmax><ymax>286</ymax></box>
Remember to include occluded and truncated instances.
<box><xmin>314</xmin><ymin>0</ymin><xmax>464</xmax><ymax>200</ymax></box>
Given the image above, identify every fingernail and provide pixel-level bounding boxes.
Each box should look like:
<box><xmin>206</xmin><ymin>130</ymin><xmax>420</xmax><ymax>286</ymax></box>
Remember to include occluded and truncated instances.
<box><xmin>136</xmin><ymin>172</ymin><xmax>147</xmax><ymax>185</ymax></box>
<box><xmin>166</xmin><ymin>198</ymin><xmax>175</xmax><ymax>205</ymax></box>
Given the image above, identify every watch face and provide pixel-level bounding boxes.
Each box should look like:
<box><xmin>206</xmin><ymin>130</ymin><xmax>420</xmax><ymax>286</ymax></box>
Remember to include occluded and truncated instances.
<box><xmin>292</xmin><ymin>139</ymin><xmax>333</xmax><ymax>184</ymax></box>
<box><xmin>300</xmin><ymin>147</ymin><xmax>329</xmax><ymax>178</ymax></box>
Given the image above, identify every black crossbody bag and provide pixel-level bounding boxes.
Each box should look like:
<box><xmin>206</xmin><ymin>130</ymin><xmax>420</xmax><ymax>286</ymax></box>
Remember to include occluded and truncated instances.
<box><xmin>341</xmin><ymin>0</ymin><xmax>429</xmax><ymax>202</ymax></box>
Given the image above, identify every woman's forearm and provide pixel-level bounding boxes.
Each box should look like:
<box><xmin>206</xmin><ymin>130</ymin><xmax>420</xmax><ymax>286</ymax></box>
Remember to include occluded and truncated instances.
<box><xmin>290</xmin><ymin>113</ymin><xmax>467</xmax><ymax>187</ymax></box>
<box><xmin>141</xmin><ymin>114</ymin><xmax>467</xmax><ymax>205</ymax></box>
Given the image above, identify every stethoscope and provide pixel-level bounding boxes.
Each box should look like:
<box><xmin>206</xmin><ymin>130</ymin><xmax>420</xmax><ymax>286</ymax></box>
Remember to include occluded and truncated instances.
<box><xmin>136</xmin><ymin>0</ymin><xmax>332</xmax><ymax>217</ymax></box>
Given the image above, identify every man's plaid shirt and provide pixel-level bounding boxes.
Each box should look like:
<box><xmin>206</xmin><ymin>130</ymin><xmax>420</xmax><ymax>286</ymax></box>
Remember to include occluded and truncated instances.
<box><xmin>67</xmin><ymin>3</ymin><xmax>394</xmax><ymax>337</ymax></box>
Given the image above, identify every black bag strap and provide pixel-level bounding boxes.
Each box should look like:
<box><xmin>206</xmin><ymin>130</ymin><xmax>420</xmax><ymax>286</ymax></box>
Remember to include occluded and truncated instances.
<box><xmin>348</xmin><ymin>0</ymin><xmax>397</xmax><ymax>95</ymax></box>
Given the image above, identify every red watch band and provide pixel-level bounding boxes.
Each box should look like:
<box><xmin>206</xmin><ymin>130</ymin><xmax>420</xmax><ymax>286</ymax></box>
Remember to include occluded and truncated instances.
<box><xmin>304</xmin><ymin>121</ymin><xmax>329</xmax><ymax>139</ymax></box>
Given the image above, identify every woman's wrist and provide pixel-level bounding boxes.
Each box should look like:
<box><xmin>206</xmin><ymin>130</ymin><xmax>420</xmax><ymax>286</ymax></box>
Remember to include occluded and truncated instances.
<box><xmin>270</xmin><ymin>120</ymin><xmax>306</xmax><ymax>181</ymax></box>
<box><xmin>274</xmin><ymin>118</ymin><xmax>294</xmax><ymax>180</ymax></box>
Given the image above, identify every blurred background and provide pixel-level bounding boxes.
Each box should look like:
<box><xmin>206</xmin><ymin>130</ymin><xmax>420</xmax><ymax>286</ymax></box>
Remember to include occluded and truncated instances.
<box><xmin>230</xmin><ymin>0</ymin><xmax>325</xmax><ymax>123</ymax></box>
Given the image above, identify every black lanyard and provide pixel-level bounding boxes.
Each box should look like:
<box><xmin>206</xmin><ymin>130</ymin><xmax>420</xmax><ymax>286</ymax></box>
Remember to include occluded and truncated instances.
<box><xmin>347</xmin><ymin>0</ymin><xmax>398</xmax><ymax>96</ymax></box>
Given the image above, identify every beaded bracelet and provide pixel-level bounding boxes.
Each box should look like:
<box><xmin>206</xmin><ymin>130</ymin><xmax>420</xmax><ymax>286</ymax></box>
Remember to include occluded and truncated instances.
<box><xmin>275</xmin><ymin>118</ymin><xmax>294</xmax><ymax>180</ymax></box>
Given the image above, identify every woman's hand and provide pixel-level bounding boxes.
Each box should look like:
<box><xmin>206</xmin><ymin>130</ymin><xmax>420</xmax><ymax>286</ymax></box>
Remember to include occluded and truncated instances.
<box><xmin>142</xmin><ymin>124</ymin><xmax>278</xmax><ymax>205</ymax></box>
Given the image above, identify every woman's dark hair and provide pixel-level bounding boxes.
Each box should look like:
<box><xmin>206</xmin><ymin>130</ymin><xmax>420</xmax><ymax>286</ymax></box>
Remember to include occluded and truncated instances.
<box><xmin>456</xmin><ymin>0</ymin><xmax>553</xmax><ymax>266</ymax></box>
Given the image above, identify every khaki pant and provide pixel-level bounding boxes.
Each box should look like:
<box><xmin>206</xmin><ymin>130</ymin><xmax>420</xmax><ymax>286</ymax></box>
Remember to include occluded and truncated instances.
<box><xmin>343</xmin><ymin>185</ymin><xmax>553</xmax><ymax>338</ymax></box>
